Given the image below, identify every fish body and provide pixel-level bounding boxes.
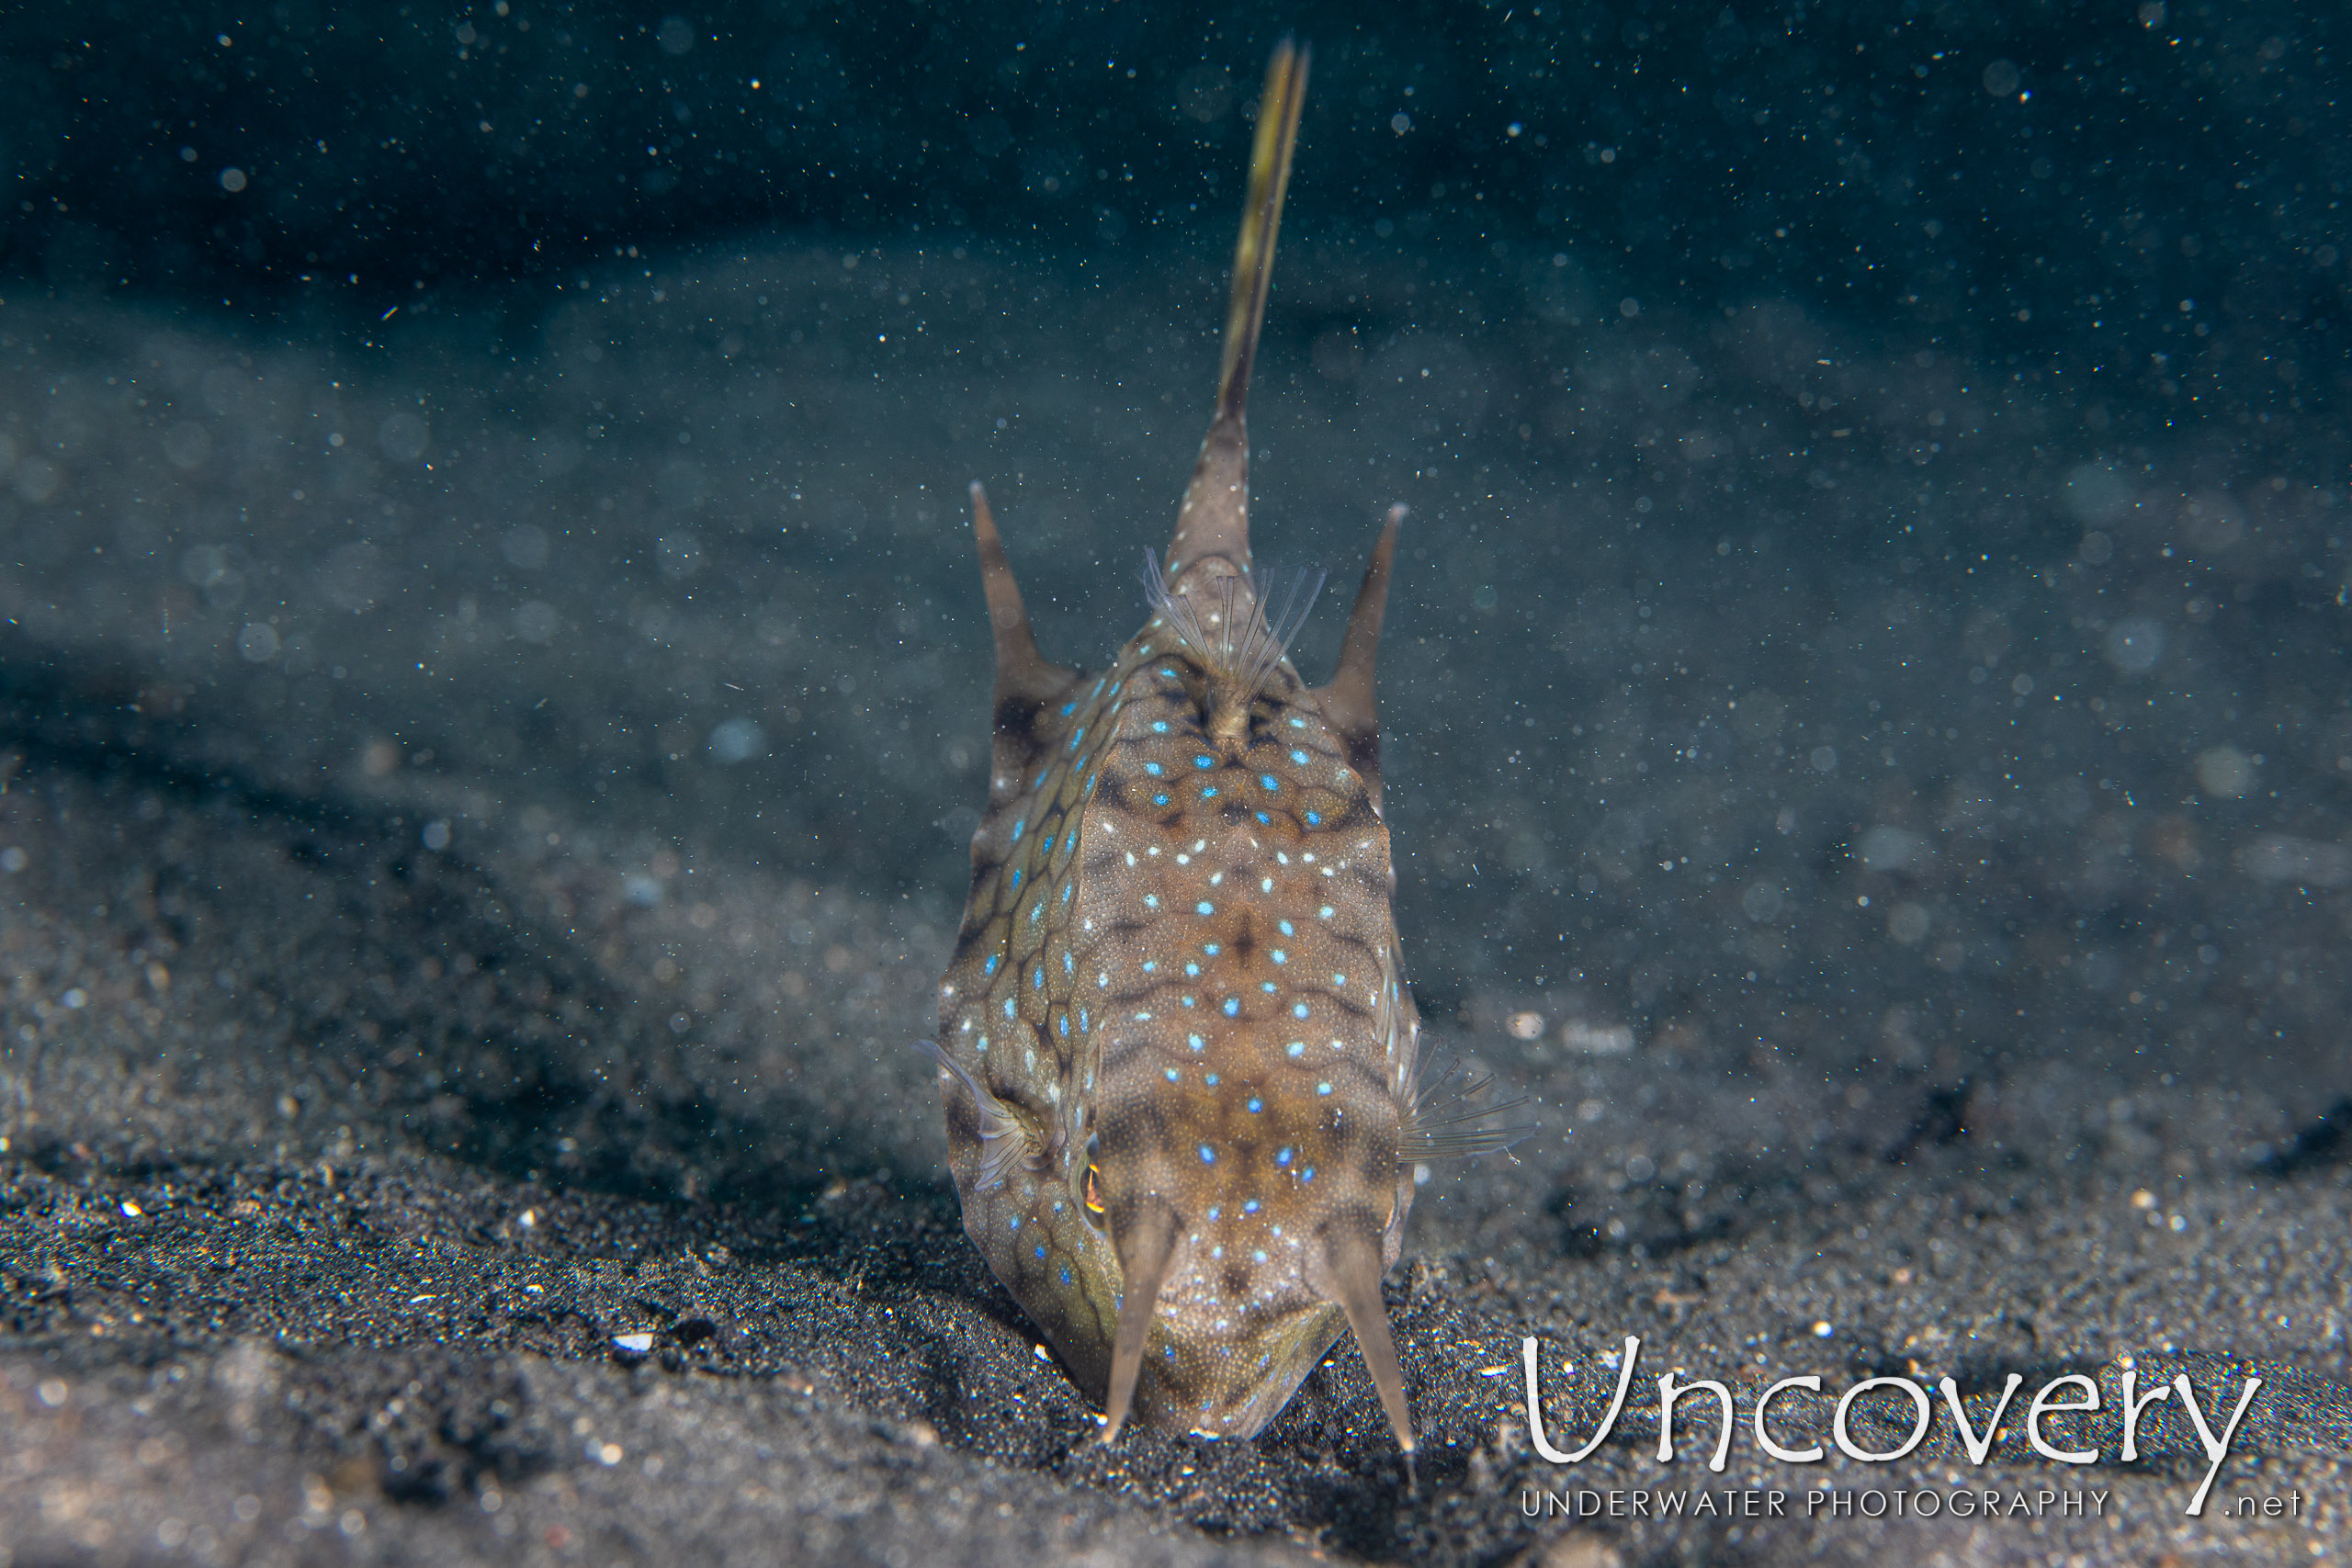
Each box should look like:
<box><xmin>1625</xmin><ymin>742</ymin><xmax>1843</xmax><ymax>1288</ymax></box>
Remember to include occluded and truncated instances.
<box><xmin>928</xmin><ymin>44</ymin><xmax>1504</xmax><ymax>1455</ymax></box>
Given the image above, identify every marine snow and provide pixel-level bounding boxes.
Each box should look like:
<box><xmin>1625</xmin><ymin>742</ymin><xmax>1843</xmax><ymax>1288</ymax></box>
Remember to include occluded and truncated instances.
<box><xmin>2193</xmin><ymin>746</ymin><xmax>2255</xmax><ymax>797</ymax></box>
<box><xmin>1856</xmin><ymin>826</ymin><xmax>1933</xmax><ymax>875</ymax></box>
<box><xmin>707</xmin><ymin>718</ymin><xmax>766</xmax><ymax>765</ymax></box>
<box><xmin>2238</xmin><ymin>835</ymin><xmax>2351</xmax><ymax>888</ymax></box>
<box><xmin>2102</xmin><ymin>617</ymin><xmax>2165</xmax><ymax>674</ymax></box>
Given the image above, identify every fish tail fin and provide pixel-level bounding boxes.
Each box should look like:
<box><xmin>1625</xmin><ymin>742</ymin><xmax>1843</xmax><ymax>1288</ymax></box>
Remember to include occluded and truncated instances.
<box><xmin>1167</xmin><ymin>39</ymin><xmax>1309</xmax><ymax>581</ymax></box>
<box><xmin>1216</xmin><ymin>38</ymin><xmax>1308</xmax><ymax>429</ymax></box>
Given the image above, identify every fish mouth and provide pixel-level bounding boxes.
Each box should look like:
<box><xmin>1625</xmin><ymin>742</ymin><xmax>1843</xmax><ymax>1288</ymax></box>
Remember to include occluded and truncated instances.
<box><xmin>1130</xmin><ymin>1295</ymin><xmax>1350</xmax><ymax>1441</ymax></box>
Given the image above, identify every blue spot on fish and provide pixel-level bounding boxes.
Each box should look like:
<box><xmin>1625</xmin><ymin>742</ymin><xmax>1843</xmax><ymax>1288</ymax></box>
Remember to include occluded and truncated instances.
<box><xmin>1153</xmin><ymin>793</ymin><xmax>1170</xmax><ymax>807</ymax></box>
<box><xmin>1290</xmin><ymin>749</ymin><xmax>1310</xmax><ymax>765</ymax></box>
<box><xmin>1205</xmin><ymin>1072</ymin><xmax>1220</xmax><ymax>1086</ymax></box>
<box><xmin>1270</xmin><ymin>949</ymin><xmax>1287</xmax><ymax>964</ymax></box>
<box><xmin>1201</xmin><ymin>786</ymin><xmax>1218</xmax><ymax>799</ymax></box>
<box><xmin>1188</xmin><ymin>1033</ymin><xmax>1204</xmax><ymax>1051</ymax></box>
<box><xmin>1144</xmin><ymin>762</ymin><xmax>1163</xmax><ymax>776</ymax></box>
<box><xmin>1247</xmin><ymin>1097</ymin><xmax>1263</xmax><ymax>1113</ymax></box>
<box><xmin>1199</xmin><ymin>1144</ymin><xmax>1216</xmax><ymax>1164</ymax></box>
<box><xmin>1278</xmin><ymin>919</ymin><xmax>1295</xmax><ymax>936</ymax></box>
<box><xmin>1194</xmin><ymin>755</ymin><xmax>1215</xmax><ymax>770</ymax></box>
<box><xmin>1275</xmin><ymin>1147</ymin><xmax>1294</xmax><ymax>1166</ymax></box>
<box><xmin>1197</xmin><ymin>900</ymin><xmax>1215</xmax><ymax>915</ymax></box>
<box><xmin>1010</xmin><ymin>868</ymin><xmax>1023</xmax><ymax>891</ymax></box>
<box><xmin>1222</xmin><ymin>997</ymin><xmax>1240</xmax><ymax>1017</ymax></box>
<box><xmin>984</xmin><ymin>954</ymin><xmax>1000</xmax><ymax>976</ymax></box>
<box><xmin>1261</xmin><ymin>774</ymin><xmax>1280</xmax><ymax>791</ymax></box>
<box><xmin>1305</xmin><ymin>811</ymin><xmax>1322</xmax><ymax>827</ymax></box>
<box><xmin>1152</xmin><ymin>720</ymin><xmax>1170</xmax><ymax>733</ymax></box>
<box><xmin>1292</xmin><ymin>1001</ymin><xmax>1310</xmax><ymax>1019</ymax></box>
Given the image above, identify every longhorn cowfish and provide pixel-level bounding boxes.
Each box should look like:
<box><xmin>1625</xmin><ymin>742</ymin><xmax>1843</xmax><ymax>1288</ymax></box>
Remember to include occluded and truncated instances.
<box><xmin>925</xmin><ymin>42</ymin><xmax>1516</xmax><ymax>1461</ymax></box>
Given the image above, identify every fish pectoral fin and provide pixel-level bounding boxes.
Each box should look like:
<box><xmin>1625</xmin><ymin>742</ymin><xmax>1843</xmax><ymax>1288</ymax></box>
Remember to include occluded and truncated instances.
<box><xmin>914</xmin><ymin>1038</ymin><xmax>1035</xmax><ymax>1191</ymax></box>
<box><xmin>1099</xmin><ymin>1197</ymin><xmax>1181</xmax><ymax>1444</ymax></box>
<box><xmin>970</xmin><ymin>481</ymin><xmax>1078</xmax><ymax>708</ymax></box>
<box><xmin>1398</xmin><ymin>1054</ymin><xmax>1537</xmax><ymax>1163</ymax></box>
<box><xmin>1314</xmin><ymin>1223</ymin><xmax>1416</xmax><ymax>1461</ymax></box>
<box><xmin>1307</xmin><ymin>504</ymin><xmax>1403</xmax><ymax>810</ymax></box>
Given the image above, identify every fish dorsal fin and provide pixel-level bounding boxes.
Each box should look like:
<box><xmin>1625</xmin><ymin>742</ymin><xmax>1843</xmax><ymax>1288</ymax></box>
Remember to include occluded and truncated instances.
<box><xmin>1144</xmin><ymin>548</ymin><xmax>1324</xmax><ymax>748</ymax></box>
<box><xmin>1308</xmin><ymin>504</ymin><xmax>1404</xmax><ymax>809</ymax></box>
<box><xmin>1165</xmin><ymin>39</ymin><xmax>1309</xmax><ymax>583</ymax></box>
<box><xmin>969</xmin><ymin>481</ymin><xmax>1077</xmax><ymax>710</ymax></box>
<box><xmin>1099</xmin><ymin>1197</ymin><xmax>1182</xmax><ymax>1444</ymax></box>
<box><xmin>1315</xmin><ymin>1223</ymin><xmax>1417</xmax><ymax>1470</ymax></box>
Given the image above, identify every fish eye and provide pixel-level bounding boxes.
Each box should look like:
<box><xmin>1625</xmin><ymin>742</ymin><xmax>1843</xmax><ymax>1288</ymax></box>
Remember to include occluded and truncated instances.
<box><xmin>1080</xmin><ymin>1135</ymin><xmax>1108</xmax><ymax>1226</ymax></box>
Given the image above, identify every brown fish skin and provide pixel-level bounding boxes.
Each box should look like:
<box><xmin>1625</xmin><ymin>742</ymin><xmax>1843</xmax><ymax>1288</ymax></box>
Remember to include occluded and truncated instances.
<box><xmin>929</xmin><ymin>41</ymin><xmax>1469</xmax><ymax>1457</ymax></box>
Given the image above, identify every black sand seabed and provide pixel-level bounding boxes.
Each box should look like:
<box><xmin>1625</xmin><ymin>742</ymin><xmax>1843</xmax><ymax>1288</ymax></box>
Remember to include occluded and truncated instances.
<box><xmin>2</xmin><ymin>231</ymin><xmax>2348</xmax><ymax>1566</ymax></box>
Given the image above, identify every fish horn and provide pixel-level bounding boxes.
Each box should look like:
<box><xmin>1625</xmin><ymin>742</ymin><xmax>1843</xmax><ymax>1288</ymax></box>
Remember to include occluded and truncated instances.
<box><xmin>1166</xmin><ymin>39</ymin><xmax>1309</xmax><ymax>581</ymax></box>
<box><xmin>1317</xmin><ymin>1223</ymin><xmax>1417</xmax><ymax>1468</ymax></box>
<box><xmin>1099</xmin><ymin>1196</ymin><xmax>1182</xmax><ymax>1444</ymax></box>
<box><xmin>970</xmin><ymin>480</ymin><xmax>1076</xmax><ymax>708</ymax></box>
<box><xmin>1307</xmin><ymin>504</ymin><xmax>1403</xmax><ymax>810</ymax></box>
